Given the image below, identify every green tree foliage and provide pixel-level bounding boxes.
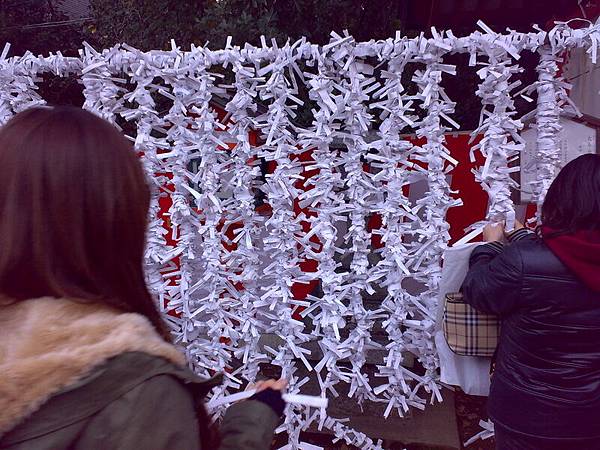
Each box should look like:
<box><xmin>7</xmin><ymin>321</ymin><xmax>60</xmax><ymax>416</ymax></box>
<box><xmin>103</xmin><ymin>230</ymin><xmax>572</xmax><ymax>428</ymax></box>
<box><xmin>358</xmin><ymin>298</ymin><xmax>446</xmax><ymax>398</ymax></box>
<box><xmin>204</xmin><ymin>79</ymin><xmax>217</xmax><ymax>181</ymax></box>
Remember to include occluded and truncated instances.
<box><xmin>0</xmin><ymin>0</ymin><xmax>86</xmax><ymax>105</ymax></box>
<box><xmin>87</xmin><ymin>0</ymin><xmax>285</xmax><ymax>50</ymax></box>
<box><xmin>88</xmin><ymin>0</ymin><xmax>405</xmax><ymax>50</ymax></box>
<box><xmin>195</xmin><ymin>0</ymin><xmax>283</xmax><ymax>49</ymax></box>
<box><xmin>270</xmin><ymin>0</ymin><xmax>404</xmax><ymax>44</ymax></box>
<box><xmin>0</xmin><ymin>0</ymin><xmax>82</xmax><ymax>55</ymax></box>
<box><xmin>88</xmin><ymin>0</ymin><xmax>206</xmax><ymax>50</ymax></box>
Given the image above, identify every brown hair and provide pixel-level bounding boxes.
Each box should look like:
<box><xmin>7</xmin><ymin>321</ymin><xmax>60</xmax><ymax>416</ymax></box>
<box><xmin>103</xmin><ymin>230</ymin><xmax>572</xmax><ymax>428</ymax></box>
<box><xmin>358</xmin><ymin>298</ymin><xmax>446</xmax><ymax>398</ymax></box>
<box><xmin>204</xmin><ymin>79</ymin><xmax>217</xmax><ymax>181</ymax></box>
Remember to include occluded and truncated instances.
<box><xmin>0</xmin><ymin>106</ymin><xmax>168</xmax><ymax>339</ymax></box>
<box><xmin>542</xmin><ymin>153</ymin><xmax>600</xmax><ymax>234</ymax></box>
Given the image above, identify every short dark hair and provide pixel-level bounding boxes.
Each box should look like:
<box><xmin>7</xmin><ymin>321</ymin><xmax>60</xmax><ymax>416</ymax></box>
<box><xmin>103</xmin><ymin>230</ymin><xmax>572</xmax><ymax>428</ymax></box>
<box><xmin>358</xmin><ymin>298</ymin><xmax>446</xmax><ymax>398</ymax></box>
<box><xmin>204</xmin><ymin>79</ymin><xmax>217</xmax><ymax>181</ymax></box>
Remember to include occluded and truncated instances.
<box><xmin>0</xmin><ymin>106</ymin><xmax>168</xmax><ymax>339</ymax></box>
<box><xmin>541</xmin><ymin>153</ymin><xmax>600</xmax><ymax>233</ymax></box>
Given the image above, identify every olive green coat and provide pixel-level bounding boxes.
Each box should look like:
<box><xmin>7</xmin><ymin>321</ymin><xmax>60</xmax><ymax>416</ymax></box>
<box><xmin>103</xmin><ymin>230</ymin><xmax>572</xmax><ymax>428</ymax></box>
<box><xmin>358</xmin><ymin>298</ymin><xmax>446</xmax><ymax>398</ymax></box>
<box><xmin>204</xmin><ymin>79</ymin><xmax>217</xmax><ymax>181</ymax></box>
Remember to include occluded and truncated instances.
<box><xmin>0</xmin><ymin>298</ymin><xmax>279</xmax><ymax>450</ymax></box>
<box><xmin>0</xmin><ymin>352</ymin><xmax>279</xmax><ymax>450</ymax></box>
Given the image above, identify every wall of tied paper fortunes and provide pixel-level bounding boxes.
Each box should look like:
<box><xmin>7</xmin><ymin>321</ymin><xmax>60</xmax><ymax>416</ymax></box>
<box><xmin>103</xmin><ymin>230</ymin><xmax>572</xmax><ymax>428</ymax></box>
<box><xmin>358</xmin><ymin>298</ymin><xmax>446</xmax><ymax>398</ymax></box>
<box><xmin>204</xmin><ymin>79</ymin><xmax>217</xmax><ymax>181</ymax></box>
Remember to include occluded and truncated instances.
<box><xmin>1</xmin><ymin>21</ymin><xmax>599</xmax><ymax>449</ymax></box>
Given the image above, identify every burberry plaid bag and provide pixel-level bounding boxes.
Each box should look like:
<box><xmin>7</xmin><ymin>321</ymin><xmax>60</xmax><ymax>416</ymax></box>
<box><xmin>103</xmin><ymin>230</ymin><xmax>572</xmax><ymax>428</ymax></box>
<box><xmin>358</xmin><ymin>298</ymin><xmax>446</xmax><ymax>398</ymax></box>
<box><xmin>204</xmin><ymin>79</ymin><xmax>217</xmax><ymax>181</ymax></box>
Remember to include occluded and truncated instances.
<box><xmin>442</xmin><ymin>292</ymin><xmax>500</xmax><ymax>357</ymax></box>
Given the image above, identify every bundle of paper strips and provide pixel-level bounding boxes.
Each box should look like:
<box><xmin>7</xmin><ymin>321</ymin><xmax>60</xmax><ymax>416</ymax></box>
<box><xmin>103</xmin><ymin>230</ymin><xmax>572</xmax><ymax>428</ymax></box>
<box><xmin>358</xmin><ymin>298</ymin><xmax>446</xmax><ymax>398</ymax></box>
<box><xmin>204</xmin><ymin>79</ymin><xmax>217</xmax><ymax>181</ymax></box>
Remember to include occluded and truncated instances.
<box><xmin>1</xmin><ymin>21</ymin><xmax>597</xmax><ymax>449</ymax></box>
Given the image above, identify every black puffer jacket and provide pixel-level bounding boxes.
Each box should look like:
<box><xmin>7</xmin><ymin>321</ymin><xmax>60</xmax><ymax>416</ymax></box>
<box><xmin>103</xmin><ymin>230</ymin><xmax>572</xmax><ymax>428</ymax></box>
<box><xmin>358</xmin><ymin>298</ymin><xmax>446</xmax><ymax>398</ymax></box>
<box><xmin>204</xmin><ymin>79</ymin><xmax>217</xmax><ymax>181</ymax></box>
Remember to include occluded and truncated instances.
<box><xmin>461</xmin><ymin>230</ymin><xmax>600</xmax><ymax>439</ymax></box>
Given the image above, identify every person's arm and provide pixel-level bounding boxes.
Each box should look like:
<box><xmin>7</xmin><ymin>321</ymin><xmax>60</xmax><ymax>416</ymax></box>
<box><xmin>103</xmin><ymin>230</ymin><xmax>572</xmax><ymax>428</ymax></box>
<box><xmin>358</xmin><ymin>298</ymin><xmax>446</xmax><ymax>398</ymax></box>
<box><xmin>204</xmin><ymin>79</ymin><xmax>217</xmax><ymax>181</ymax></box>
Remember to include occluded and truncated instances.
<box><xmin>469</xmin><ymin>224</ymin><xmax>535</xmax><ymax>266</ymax></box>
<box><xmin>460</xmin><ymin>226</ymin><xmax>531</xmax><ymax>317</ymax></box>
<box><xmin>213</xmin><ymin>380</ymin><xmax>285</xmax><ymax>450</ymax></box>
<box><xmin>218</xmin><ymin>397</ymin><xmax>281</xmax><ymax>450</ymax></box>
<box><xmin>506</xmin><ymin>227</ymin><xmax>535</xmax><ymax>243</ymax></box>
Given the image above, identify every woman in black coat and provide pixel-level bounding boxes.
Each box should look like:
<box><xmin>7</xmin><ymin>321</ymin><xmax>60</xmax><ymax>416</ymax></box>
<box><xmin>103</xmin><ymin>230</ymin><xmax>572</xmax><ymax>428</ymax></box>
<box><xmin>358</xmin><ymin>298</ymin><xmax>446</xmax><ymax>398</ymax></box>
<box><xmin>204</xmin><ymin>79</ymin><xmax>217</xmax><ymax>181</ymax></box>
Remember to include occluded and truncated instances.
<box><xmin>461</xmin><ymin>154</ymin><xmax>600</xmax><ymax>450</ymax></box>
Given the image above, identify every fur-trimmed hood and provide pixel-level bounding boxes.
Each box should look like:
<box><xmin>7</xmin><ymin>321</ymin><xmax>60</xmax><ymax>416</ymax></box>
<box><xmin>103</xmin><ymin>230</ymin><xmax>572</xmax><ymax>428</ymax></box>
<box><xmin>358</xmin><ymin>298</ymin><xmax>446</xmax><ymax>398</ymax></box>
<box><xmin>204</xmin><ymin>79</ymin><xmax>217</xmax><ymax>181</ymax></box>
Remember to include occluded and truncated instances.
<box><xmin>0</xmin><ymin>297</ymin><xmax>185</xmax><ymax>436</ymax></box>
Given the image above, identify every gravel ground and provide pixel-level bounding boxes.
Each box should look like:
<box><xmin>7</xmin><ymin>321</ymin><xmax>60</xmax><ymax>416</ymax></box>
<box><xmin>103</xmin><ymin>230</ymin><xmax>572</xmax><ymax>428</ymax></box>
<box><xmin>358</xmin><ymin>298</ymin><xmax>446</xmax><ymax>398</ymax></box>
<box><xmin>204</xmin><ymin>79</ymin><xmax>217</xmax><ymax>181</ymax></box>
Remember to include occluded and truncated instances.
<box><xmin>454</xmin><ymin>390</ymin><xmax>495</xmax><ymax>450</ymax></box>
<box><xmin>270</xmin><ymin>390</ymin><xmax>495</xmax><ymax>450</ymax></box>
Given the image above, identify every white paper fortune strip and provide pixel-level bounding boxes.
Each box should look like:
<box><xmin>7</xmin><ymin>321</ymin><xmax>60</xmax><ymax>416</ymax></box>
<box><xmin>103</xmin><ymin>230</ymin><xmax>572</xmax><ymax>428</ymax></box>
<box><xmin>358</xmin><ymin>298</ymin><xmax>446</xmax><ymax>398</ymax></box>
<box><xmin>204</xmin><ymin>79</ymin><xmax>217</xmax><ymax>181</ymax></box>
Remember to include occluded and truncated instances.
<box><xmin>207</xmin><ymin>389</ymin><xmax>328</xmax><ymax>409</ymax></box>
<box><xmin>470</xmin><ymin>24</ymin><xmax>525</xmax><ymax>230</ymax></box>
<box><xmin>530</xmin><ymin>41</ymin><xmax>573</xmax><ymax>215</ymax></box>
<box><xmin>464</xmin><ymin>419</ymin><xmax>495</xmax><ymax>447</ymax></box>
<box><xmin>1</xmin><ymin>22</ymin><xmax>598</xmax><ymax>449</ymax></box>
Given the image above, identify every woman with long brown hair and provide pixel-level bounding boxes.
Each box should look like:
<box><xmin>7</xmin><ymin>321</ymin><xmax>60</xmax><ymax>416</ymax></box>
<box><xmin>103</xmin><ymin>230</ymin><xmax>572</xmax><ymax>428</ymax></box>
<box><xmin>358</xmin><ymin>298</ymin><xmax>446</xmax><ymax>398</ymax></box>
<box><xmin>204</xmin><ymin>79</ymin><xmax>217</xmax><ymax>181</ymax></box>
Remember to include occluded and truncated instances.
<box><xmin>0</xmin><ymin>106</ymin><xmax>285</xmax><ymax>450</ymax></box>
